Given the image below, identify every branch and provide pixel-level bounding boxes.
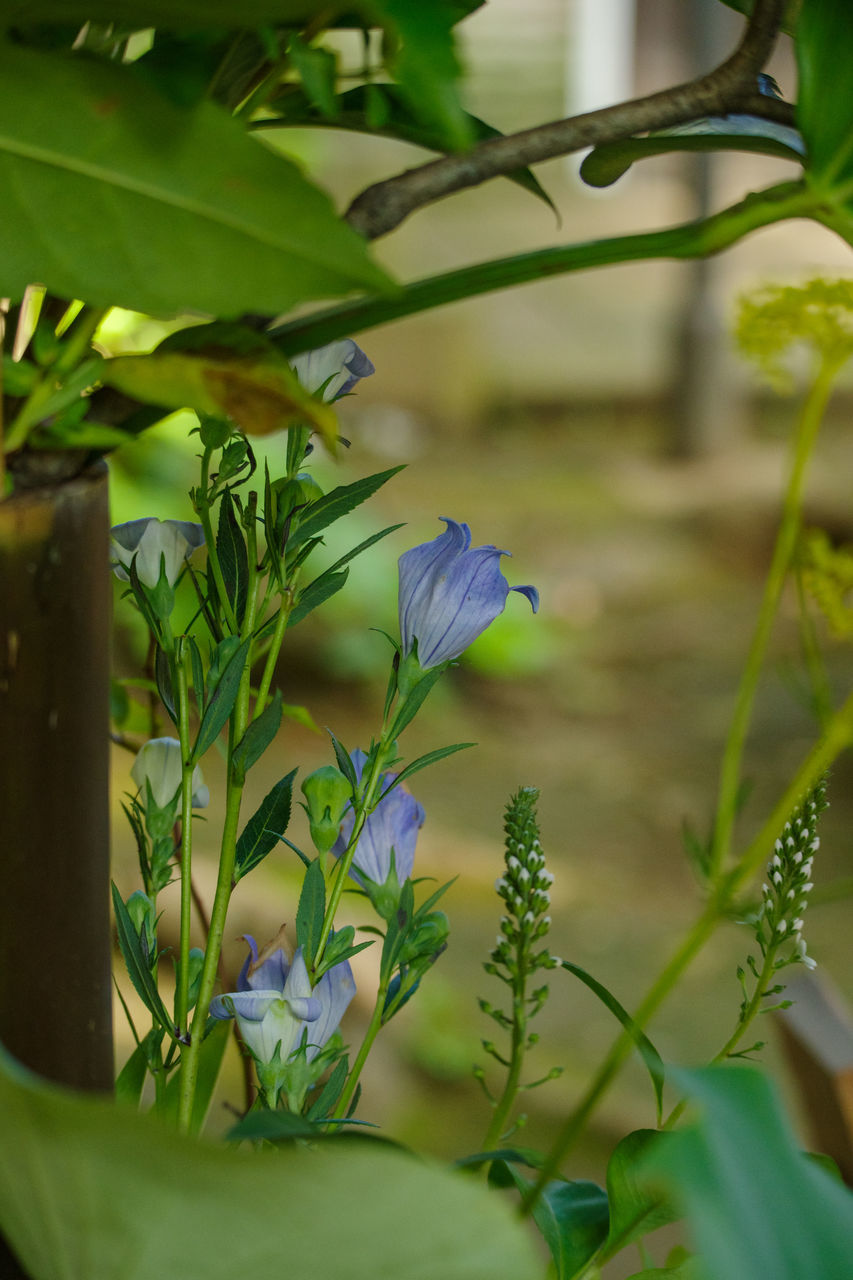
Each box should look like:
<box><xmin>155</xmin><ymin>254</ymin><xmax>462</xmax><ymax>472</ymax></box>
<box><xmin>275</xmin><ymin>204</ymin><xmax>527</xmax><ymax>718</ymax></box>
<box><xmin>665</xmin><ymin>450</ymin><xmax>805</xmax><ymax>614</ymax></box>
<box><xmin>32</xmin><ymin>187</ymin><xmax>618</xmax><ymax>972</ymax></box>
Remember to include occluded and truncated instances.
<box><xmin>345</xmin><ymin>0</ymin><xmax>787</xmax><ymax>240</ymax></box>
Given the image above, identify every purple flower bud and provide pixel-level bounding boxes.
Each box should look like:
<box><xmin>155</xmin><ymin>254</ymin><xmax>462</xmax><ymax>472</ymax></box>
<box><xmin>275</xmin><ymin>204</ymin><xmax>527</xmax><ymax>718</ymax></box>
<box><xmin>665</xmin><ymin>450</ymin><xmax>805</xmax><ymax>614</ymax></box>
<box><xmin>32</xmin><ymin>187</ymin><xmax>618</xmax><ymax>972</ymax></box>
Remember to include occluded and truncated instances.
<box><xmin>211</xmin><ymin>927</ymin><xmax>355</xmax><ymax>1065</ymax></box>
<box><xmin>332</xmin><ymin>749</ymin><xmax>425</xmax><ymax>889</ymax></box>
<box><xmin>290</xmin><ymin>340</ymin><xmax>374</xmax><ymax>402</ymax></box>
<box><xmin>398</xmin><ymin>518</ymin><xmax>539</xmax><ymax>670</ymax></box>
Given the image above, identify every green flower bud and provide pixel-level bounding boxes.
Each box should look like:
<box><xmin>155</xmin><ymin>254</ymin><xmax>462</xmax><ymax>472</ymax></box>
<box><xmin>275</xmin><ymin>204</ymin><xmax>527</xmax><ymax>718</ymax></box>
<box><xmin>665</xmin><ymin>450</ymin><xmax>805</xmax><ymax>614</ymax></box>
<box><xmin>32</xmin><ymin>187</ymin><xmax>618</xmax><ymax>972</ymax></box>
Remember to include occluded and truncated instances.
<box><xmin>301</xmin><ymin>765</ymin><xmax>352</xmax><ymax>854</ymax></box>
<box><xmin>125</xmin><ymin>890</ymin><xmax>157</xmax><ymax>963</ymax></box>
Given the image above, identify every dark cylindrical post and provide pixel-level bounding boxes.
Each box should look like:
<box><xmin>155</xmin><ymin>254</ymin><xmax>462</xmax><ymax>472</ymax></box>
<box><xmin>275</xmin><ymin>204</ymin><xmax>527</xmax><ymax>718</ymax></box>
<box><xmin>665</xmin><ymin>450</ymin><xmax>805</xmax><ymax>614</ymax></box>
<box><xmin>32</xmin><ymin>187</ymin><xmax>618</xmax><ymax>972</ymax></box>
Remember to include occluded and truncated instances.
<box><xmin>0</xmin><ymin>463</ymin><xmax>114</xmax><ymax>1087</ymax></box>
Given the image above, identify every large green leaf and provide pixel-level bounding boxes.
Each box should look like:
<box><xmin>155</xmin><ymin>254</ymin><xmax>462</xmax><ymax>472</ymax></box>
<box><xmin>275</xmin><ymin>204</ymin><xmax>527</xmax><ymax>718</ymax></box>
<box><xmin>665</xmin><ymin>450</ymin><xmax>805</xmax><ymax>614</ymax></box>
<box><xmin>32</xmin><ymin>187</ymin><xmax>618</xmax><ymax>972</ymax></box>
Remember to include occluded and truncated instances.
<box><xmin>366</xmin><ymin>0</ymin><xmax>474</xmax><ymax>151</ymax></box>
<box><xmin>644</xmin><ymin>1066</ymin><xmax>853</xmax><ymax>1280</ymax></box>
<box><xmin>0</xmin><ymin>1045</ymin><xmax>541</xmax><ymax>1280</ymax></box>
<box><xmin>796</xmin><ymin>0</ymin><xmax>853</xmax><ymax>186</ymax></box>
<box><xmin>5</xmin><ymin>1</ymin><xmax>481</xmax><ymax>31</ymax></box>
<box><xmin>502</xmin><ymin>1164</ymin><xmax>609</xmax><ymax>1280</ymax></box>
<box><xmin>0</xmin><ymin>40</ymin><xmax>391</xmax><ymax>316</ymax></box>
<box><xmin>599</xmin><ymin>1130</ymin><xmax>679</xmax><ymax>1263</ymax></box>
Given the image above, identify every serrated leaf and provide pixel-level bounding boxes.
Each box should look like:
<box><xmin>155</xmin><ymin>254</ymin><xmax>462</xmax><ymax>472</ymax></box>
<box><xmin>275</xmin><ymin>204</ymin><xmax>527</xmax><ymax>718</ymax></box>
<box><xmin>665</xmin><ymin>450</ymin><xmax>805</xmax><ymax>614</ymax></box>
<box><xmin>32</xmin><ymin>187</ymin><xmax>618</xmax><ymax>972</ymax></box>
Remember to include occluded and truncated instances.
<box><xmin>389</xmin><ymin>741</ymin><xmax>474</xmax><ymax>789</ymax></box>
<box><xmin>111</xmin><ymin>883</ymin><xmax>174</xmax><ymax>1036</ymax></box>
<box><xmin>644</xmin><ymin>1066</ymin><xmax>853</xmax><ymax>1280</ymax></box>
<box><xmin>231</xmin><ymin>690</ymin><xmax>283</xmax><ymax>780</ymax></box>
<box><xmin>234</xmin><ymin>769</ymin><xmax>296</xmax><ymax>882</ymax></box>
<box><xmin>0</xmin><ymin>39</ymin><xmax>391</xmax><ymax>317</ymax></box>
<box><xmin>287</xmin><ymin>466</ymin><xmax>405</xmax><ymax>550</ymax></box>
<box><xmin>192</xmin><ymin>637</ymin><xmax>250</xmax><ymax>762</ymax></box>
<box><xmin>580</xmin><ymin>127</ymin><xmax>804</xmax><ymax>190</ymax></box>
<box><xmin>561</xmin><ymin>962</ymin><xmax>665</xmax><ymax>1122</ymax></box>
<box><xmin>288</xmin><ymin>568</ymin><xmax>349</xmax><ymax>627</ymax></box>
<box><xmin>296</xmin><ymin>856</ymin><xmax>326</xmax><ymax>967</ymax></box>
<box><xmin>216</xmin><ymin>491</ymin><xmax>249</xmax><ymax>626</ymax></box>
<box><xmin>102</xmin><ymin>349</ymin><xmax>339</xmax><ymax>445</ymax></box>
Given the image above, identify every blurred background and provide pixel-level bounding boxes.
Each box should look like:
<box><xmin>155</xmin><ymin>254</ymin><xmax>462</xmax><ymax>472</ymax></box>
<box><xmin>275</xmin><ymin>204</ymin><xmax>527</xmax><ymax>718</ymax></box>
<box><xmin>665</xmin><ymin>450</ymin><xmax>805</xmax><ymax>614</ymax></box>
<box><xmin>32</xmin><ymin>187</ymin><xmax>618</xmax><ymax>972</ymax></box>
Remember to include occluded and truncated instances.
<box><xmin>108</xmin><ymin>0</ymin><xmax>853</xmax><ymax>1207</ymax></box>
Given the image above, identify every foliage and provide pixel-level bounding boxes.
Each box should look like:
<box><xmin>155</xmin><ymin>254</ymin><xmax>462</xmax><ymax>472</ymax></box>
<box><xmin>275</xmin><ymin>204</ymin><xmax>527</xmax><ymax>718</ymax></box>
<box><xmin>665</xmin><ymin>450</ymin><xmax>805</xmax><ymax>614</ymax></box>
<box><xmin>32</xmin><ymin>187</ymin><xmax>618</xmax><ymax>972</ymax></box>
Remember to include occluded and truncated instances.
<box><xmin>3</xmin><ymin>4</ymin><xmax>853</xmax><ymax>1280</ymax></box>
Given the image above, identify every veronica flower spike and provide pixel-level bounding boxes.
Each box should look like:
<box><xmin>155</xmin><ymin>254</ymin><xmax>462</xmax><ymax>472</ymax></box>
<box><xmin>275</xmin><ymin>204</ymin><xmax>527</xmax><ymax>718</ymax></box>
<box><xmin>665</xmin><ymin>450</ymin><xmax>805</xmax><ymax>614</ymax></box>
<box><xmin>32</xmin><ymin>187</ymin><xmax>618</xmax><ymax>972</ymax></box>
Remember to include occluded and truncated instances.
<box><xmin>398</xmin><ymin>518</ymin><xmax>539</xmax><ymax>671</ymax></box>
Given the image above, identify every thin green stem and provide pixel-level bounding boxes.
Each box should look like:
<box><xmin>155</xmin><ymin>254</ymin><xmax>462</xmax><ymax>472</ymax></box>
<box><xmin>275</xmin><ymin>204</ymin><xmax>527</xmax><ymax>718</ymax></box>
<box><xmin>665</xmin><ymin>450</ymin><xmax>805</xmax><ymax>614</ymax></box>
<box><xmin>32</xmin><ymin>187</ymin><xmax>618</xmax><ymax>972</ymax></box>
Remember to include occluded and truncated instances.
<box><xmin>177</xmin><ymin>772</ymin><xmax>246</xmax><ymax>1132</ymax></box>
<box><xmin>270</xmin><ymin>183</ymin><xmax>815</xmax><ymax>358</ymax></box>
<box><xmin>795</xmin><ymin>565</ymin><xmax>833</xmax><ymax>729</ymax></box>
<box><xmin>522</xmin><ymin>897</ymin><xmax>722</xmax><ymax>1213</ymax></box>
<box><xmin>334</xmin><ymin>976</ymin><xmax>390</xmax><ymax>1121</ymax></box>
<box><xmin>253</xmin><ymin>593</ymin><xmax>293</xmax><ymax>718</ymax></box>
<box><xmin>708</xmin><ymin>357</ymin><xmax>840</xmax><ymax>880</ymax></box>
<box><xmin>313</xmin><ymin>743</ymin><xmax>389</xmax><ymax>971</ymax></box>
<box><xmin>481</xmin><ymin>994</ymin><xmax>525</xmax><ymax>1153</ymax></box>
<box><xmin>175</xmin><ymin>643</ymin><xmax>194</xmax><ymax>1040</ymax></box>
<box><xmin>524</xmin><ymin>683</ymin><xmax>853</xmax><ymax>1212</ymax></box>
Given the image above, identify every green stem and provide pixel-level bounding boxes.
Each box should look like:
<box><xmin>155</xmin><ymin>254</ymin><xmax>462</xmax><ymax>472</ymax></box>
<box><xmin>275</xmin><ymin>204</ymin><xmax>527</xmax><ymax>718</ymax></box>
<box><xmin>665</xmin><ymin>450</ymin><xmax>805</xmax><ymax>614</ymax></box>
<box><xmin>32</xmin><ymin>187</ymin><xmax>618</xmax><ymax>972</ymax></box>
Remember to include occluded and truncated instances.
<box><xmin>707</xmin><ymin>357</ymin><xmax>840</xmax><ymax>880</ymax></box>
<box><xmin>334</xmin><ymin>975</ymin><xmax>390</xmax><ymax>1121</ymax></box>
<box><xmin>177</xmin><ymin>550</ymin><xmax>260</xmax><ymax>1131</ymax></box>
<box><xmin>522</xmin><ymin>897</ymin><xmax>722</xmax><ymax>1213</ymax></box>
<box><xmin>253</xmin><ymin>593</ymin><xmax>293</xmax><ymax>718</ymax></box>
<box><xmin>524</xmin><ymin>684</ymin><xmax>853</xmax><ymax>1211</ymax></box>
<box><xmin>313</xmin><ymin>742</ymin><xmax>390</xmax><ymax>971</ymax></box>
<box><xmin>175</xmin><ymin>643</ymin><xmax>194</xmax><ymax>1040</ymax></box>
<box><xmin>194</xmin><ymin>448</ymin><xmax>238</xmax><ymax>634</ymax></box>
<box><xmin>270</xmin><ymin>182</ymin><xmax>815</xmax><ymax>357</ymax></box>
<box><xmin>482</xmin><ymin>931</ymin><xmax>531</xmax><ymax>1151</ymax></box>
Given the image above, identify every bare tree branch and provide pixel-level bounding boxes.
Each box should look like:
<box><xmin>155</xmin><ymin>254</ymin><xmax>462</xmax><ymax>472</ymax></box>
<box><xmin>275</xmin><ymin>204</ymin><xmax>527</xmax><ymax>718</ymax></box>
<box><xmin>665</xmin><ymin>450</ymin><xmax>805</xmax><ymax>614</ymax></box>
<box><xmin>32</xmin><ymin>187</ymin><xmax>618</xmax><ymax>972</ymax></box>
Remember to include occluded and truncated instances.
<box><xmin>345</xmin><ymin>0</ymin><xmax>787</xmax><ymax>241</ymax></box>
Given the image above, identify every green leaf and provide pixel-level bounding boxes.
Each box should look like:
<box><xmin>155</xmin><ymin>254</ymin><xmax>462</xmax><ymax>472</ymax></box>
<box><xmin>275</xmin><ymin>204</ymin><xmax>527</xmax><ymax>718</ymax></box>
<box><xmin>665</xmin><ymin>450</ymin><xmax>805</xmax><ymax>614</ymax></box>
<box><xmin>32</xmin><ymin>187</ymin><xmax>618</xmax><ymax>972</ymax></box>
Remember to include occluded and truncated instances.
<box><xmin>111</xmin><ymin>883</ymin><xmax>174</xmax><ymax>1036</ymax></box>
<box><xmin>216</xmin><ymin>491</ymin><xmax>249</xmax><ymax>626</ymax></box>
<box><xmin>306</xmin><ymin>1055</ymin><xmax>349</xmax><ymax>1121</ymax></box>
<box><xmin>288</xmin><ymin>466</ymin><xmax>405</xmax><ymax>550</ymax></box>
<box><xmin>644</xmin><ymin>1065</ymin><xmax>853</xmax><ymax>1280</ymax></box>
<box><xmin>154</xmin><ymin>644</ymin><xmax>176</xmax><ymax>724</ymax></box>
<box><xmin>227</xmin><ymin>1108</ymin><xmax>323</xmax><ymax>1142</ymax></box>
<box><xmin>264</xmin><ymin>83</ymin><xmax>556</xmax><ymax>211</ymax></box>
<box><xmin>288</xmin><ymin>35</ymin><xmax>338</xmax><ymax>120</ymax></box>
<box><xmin>580</xmin><ymin>128</ymin><xmax>804</xmax><ymax>190</ymax></box>
<box><xmin>561</xmin><ymin>962</ymin><xmax>665</xmax><ymax>1122</ymax></box>
<box><xmin>796</xmin><ymin>0</ymin><xmax>853</xmax><ymax>185</ymax></box>
<box><xmin>0</xmin><ymin>40</ymin><xmax>391</xmax><ymax>317</ymax></box>
<box><xmin>192</xmin><ymin>637</ymin><xmax>250</xmax><ymax>762</ymax></box>
<box><xmin>600</xmin><ymin>1130</ymin><xmax>679</xmax><ymax>1261</ymax></box>
<box><xmin>114</xmin><ymin>1042</ymin><xmax>149</xmax><ymax>1108</ymax></box>
<box><xmin>288</xmin><ymin>567</ymin><xmax>349</xmax><ymax>626</ymax></box>
<box><xmin>388</xmin><ymin>665</ymin><xmax>444</xmax><ymax>737</ymax></box>
<box><xmin>231</xmin><ymin>691</ymin><xmax>283</xmax><ymax>781</ymax></box>
<box><xmin>504</xmin><ymin>1165</ymin><xmax>609</xmax><ymax>1280</ymax></box>
<box><xmin>234</xmin><ymin>769</ymin><xmax>296</xmax><ymax>882</ymax></box>
<box><xmin>389</xmin><ymin>741</ymin><xmax>474</xmax><ymax>789</ymax></box>
<box><xmin>328</xmin><ymin>731</ymin><xmax>358</xmax><ymax>790</ymax></box>
<box><xmin>296</xmin><ymin>857</ymin><xmax>326</xmax><ymax>967</ymax></box>
<box><xmin>367</xmin><ymin>0</ymin><xmax>474</xmax><ymax>151</ymax></box>
<box><xmin>4</xmin><ymin>0</ymin><xmax>478</xmax><ymax>27</ymax></box>
<box><xmin>321</xmin><ymin>522</ymin><xmax>406</xmax><ymax>577</ymax></box>
<box><xmin>0</xmin><ymin>1041</ymin><xmax>541</xmax><ymax>1280</ymax></box>
<box><xmin>186</xmin><ymin>635</ymin><xmax>206</xmax><ymax>714</ymax></box>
